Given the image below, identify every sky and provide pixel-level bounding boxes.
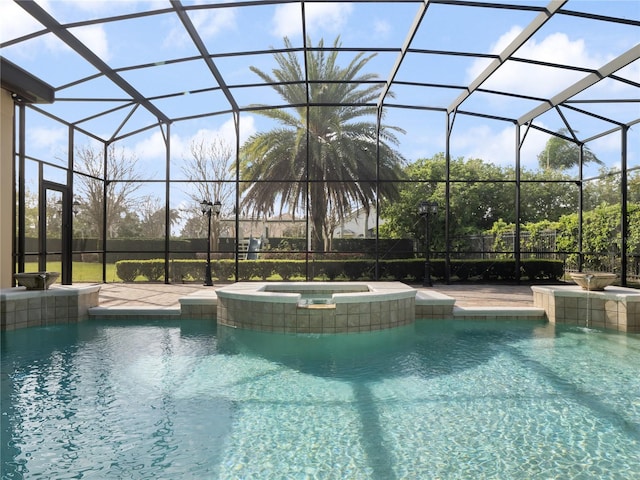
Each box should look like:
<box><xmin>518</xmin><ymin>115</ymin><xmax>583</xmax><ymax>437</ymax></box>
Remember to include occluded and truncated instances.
<box><xmin>1</xmin><ymin>0</ymin><xmax>638</xmax><ymax>219</ymax></box>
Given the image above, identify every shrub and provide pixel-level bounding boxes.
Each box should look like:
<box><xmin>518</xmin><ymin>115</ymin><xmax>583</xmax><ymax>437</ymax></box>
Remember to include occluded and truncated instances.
<box><xmin>116</xmin><ymin>258</ymin><xmax>563</xmax><ymax>283</ymax></box>
<box><xmin>521</xmin><ymin>259</ymin><xmax>563</xmax><ymax>280</ymax></box>
<box><xmin>275</xmin><ymin>260</ymin><xmax>305</xmax><ymax>280</ymax></box>
<box><xmin>138</xmin><ymin>260</ymin><xmax>165</xmax><ymax>281</ymax></box>
<box><xmin>115</xmin><ymin>260</ymin><xmax>139</xmax><ymax>282</ymax></box>
<box><xmin>320</xmin><ymin>261</ymin><xmax>343</xmax><ymax>280</ymax></box>
<box><xmin>238</xmin><ymin>261</ymin><xmax>260</xmax><ymax>280</ymax></box>
<box><xmin>450</xmin><ymin>260</ymin><xmax>471</xmax><ymax>280</ymax></box>
<box><xmin>214</xmin><ymin>260</ymin><xmax>234</xmax><ymax>281</ymax></box>
<box><xmin>171</xmin><ymin>259</ymin><xmax>204</xmax><ymax>282</ymax></box>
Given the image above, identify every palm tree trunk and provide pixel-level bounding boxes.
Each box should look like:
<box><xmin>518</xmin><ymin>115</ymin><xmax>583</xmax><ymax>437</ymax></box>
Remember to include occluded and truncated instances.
<box><xmin>310</xmin><ymin>181</ymin><xmax>326</xmax><ymax>253</ymax></box>
<box><xmin>312</xmin><ymin>217</ymin><xmax>324</xmax><ymax>252</ymax></box>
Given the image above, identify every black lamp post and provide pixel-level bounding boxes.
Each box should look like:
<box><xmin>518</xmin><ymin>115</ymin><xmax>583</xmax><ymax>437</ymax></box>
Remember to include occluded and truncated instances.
<box><xmin>201</xmin><ymin>199</ymin><xmax>222</xmax><ymax>286</ymax></box>
<box><xmin>418</xmin><ymin>200</ymin><xmax>438</xmax><ymax>287</ymax></box>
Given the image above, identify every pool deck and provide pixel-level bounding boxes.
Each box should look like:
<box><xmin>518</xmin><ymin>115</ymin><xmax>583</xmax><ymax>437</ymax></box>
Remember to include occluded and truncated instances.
<box><xmin>96</xmin><ymin>282</ymin><xmax>535</xmax><ymax>309</ymax></box>
<box><xmin>92</xmin><ymin>282</ymin><xmax>542</xmax><ymax>323</ymax></box>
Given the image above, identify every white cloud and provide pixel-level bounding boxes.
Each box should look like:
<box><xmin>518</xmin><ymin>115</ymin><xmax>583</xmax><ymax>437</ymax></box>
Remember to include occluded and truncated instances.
<box><xmin>27</xmin><ymin>126</ymin><xmax>67</xmax><ymax>156</ymax></box>
<box><xmin>374</xmin><ymin>19</ymin><xmax>392</xmax><ymax>38</ymax></box>
<box><xmin>60</xmin><ymin>1</ymin><xmax>166</xmax><ymax>14</ymax></box>
<box><xmin>50</xmin><ymin>0</ymin><xmax>168</xmax><ymax>17</ymax></box>
<box><xmin>0</xmin><ymin>0</ymin><xmax>43</xmax><ymax>43</ymax></box>
<box><xmin>271</xmin><ymin>3</ymin><xmax>302</xmax><ymax>38</ymax></box>
<box><xmin>598</xmin><ymin>60</ymin><xmax>640</xmax><ymax>95</ymax></box>
<box><xmin>0</xmin><ymin>0</ymin><xmax>111</xmax><ymax>60</ymax></box>
<box><xmin>70</xmin><ymin>24</ymin><xmax>111</xmax><ymax>60</ymax></box>
<box><xmin>59</xmin><ymin>0</ymin><xmax>116</xmax><ymax>13</ymax></box>
<box><xmin>452</xmin><ymin>123</ymin><xmax>548</xmax><ymax>169</ymax></box>
<box><xmin>176</xmin><ymin>116</ymin><xmax>257</xmax><ymax>157</ymax></box>
<box><xmin>586</xmin><ymin>131</ymin><xmax>631</xmax><ymax>170</ymax></box>
<box><xmin>307</xmin><ymin>2</ymin><xmax>353</xmax><ymax>34</ymax></box>
<box><xmin>191</xmin><ymin>8</ymin><xmax>237</xmax><ymax>38</ymax></box>
<box><xmin>467</xmin><ymin>27</ymin><xmax>606</xmax><ymax>98</ymax></box>
<box><xmin>164</xmin><ymin>7</ymin><xmax>237</xmax><ymax>48</ymax></box>
<box><xmin>131</xmin><ymin>130</ymin><xmax>169</xmax><ymax>161</ymax></box>
<box><xmin>272</xmin><ymin>2</ymin><xmax>353</xmax><ymax>38</ymax></box>
<box><xmin>130</xmin><ymin>116</ymin><xmax>257</xmax><ymax>162</ymax></box>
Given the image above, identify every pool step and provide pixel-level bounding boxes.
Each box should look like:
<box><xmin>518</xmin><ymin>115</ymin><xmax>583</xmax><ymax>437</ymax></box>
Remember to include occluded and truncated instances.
<box><xmin>89</xmin><ymin>289</ymin><xmax>218</xmax><ymax>320</ymax></box>
<box><xmin>88</xmin><ymin>306</ymin><xmax>181</xmax><ymax>320</ymax></box>
<box><xmin>453</xmin><ymin>306</ymin><xmax>546</xmax><ymax>321</ymax></box>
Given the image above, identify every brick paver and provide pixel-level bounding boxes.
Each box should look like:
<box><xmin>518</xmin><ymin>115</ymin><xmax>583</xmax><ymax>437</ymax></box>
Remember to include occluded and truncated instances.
<box><xmin>96</xmin><ymin>283</ymin><xmax>535</xmax><ymax>308</ymax></box>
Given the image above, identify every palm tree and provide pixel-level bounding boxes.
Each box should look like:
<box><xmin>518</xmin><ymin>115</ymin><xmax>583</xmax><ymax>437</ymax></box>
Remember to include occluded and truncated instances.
<box><xmin>240</xmin><ymin>37</ymin><xmax>405</xmax><ymax>252</ymax></box>
<box><xmin>537</xmin><ymin>128</ymin><xmax>603</xmax><ymax>170</ymax></box>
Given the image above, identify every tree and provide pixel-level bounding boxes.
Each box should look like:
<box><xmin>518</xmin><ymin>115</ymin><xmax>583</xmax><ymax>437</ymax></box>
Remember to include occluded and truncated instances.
<box><xmin>537</xmin><ymin>128</ymin><xmax>602</xmax><ymax>170</ymax></box>
<box><xmin>584</xmin><ymin>167</ymin><xmax>640</xmax><ymax>209</ymax></box>
<box><xmin>180</xmin><ymin>215</ymin><xmax>207</xmax><ymax>239</ymax></box>
<box><xmin>379</xmin><ymin>154</ymin><xmax>580</xmax><ymax>250</ymax></box>
<box><xmin>116</xmin><ymin>211</ymin><xmax>143</xmax><ymax>238</ymax></box>
<box><xmin>239</xmin><ymin>37</ymin><xmax>406</xmax><ymax>252</ymax></box>
<box><xmin>19</xmin><ymin>190</ymin><xmax>38</xmax><ymax>238</ymax></box>
<box><xmin>73</xmin><ymin>144</ymin><xmax>145</xmax><ymax>239</ymax></box>
<box><xmin>555</xmin><ymin>203</ymin><xmax>640</xmax><ymax>271</ymax></box>
<box><xmin>180</xmin><ymin>136</ymin><xmax>235</xmax><ymax>243</ymax></box>
<box><xmin>380</xmin><ymin>154</ymin><xmax>515</xmax><ymax>249</ymax></box>
<box><xmin>520</xmin><ymin>169</ymin><xmax>579</xmax><ymax>221</ymax></box>
<box><xmin>138</xmin><ymin>197</ymin><xmax>181</xmax><ymax>238</ymax></box>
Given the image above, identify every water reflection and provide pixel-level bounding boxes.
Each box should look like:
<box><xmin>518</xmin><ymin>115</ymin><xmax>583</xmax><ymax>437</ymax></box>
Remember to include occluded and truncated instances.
<box><xmin>216</xmin><ymin>320</ymin><xmax>545</xmax><ymax>381</ymax></box>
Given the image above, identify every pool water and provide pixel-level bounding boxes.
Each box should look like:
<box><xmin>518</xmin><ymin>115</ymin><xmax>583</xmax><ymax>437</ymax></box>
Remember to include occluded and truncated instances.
<box><xmin>2</xmin><ymin>320</ymin><xmax>639</xmax><ymax>479</ymax></box>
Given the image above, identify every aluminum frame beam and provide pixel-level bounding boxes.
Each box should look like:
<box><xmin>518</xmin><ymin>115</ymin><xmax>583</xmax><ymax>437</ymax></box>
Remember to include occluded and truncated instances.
<box><xmin>447</xmin><ymin>0</ymin><xmax>568</xmax><ymax>115</ymax></box>
<box><xmin>170</xmin><ymin>0</ymin><xmax>239</xmax><ymax>112</ymax></box>
<box><xmin>518</xmin><ymin>43</ymin><xmax>640</xmax><ymax>126</ymax></box>
<box><xmin>15</xmin><ymin>0</ymin><xmax>171</xmax><ymax>125</ymax></box>
<box><xmin>377</xmin><ymin>0</ymin><xmax>431</xmax><ymax>109</ymax></box>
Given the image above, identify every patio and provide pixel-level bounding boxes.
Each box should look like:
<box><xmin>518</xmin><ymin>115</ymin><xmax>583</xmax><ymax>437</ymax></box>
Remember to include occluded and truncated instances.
<box><xmin>96</xmin><ymin>283</ymin><xmax>536</xmax><ymax>309</ymax></box>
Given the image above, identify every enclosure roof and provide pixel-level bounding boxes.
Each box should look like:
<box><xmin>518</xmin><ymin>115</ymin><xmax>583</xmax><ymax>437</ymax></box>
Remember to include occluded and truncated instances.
<box><xmin>1</xmin><ymin>0</ymin><xmax>638</xmax><ymax>145</ymax></box>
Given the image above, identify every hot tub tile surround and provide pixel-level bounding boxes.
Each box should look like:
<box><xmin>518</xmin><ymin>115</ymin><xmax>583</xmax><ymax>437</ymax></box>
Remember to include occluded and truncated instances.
<box><xmin>217</xmin><ymin>282</ymin><xmax>416</xmax><ymax>333</ymax></box>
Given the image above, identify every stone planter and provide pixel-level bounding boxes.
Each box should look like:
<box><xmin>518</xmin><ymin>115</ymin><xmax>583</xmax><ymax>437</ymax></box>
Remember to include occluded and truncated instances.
<box><xmin>570</xmin><ymin>272</ymin><xmax>617</xmax><ymax>291</ymax></box>
<box><xmin>13</xmin><ymin>272</ymin><xmax>60</xmax><ymax>290</ymax></box>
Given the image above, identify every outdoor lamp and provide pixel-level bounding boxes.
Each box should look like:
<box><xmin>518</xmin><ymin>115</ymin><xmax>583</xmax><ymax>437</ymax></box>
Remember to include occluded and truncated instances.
<box><xmin>418</xmin><ymin>200</ymin><xmax>438</xmax><ymax>287</ymax></box>
<box><xmin>201</xmin><ymin>199</ymin><xmax>222</xmax><ymax>286</ymax></box>
<box><xmin>418</xmin><ymin>200</ymin><xmax>438</xmax><ymax>217</ymax></box>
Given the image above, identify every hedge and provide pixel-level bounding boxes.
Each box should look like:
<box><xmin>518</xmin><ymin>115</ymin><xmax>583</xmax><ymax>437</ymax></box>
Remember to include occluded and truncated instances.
<box><xmin>114</xmin><ymin>258</ymin><xmax>563</xmax><ymax>283</ymax></box>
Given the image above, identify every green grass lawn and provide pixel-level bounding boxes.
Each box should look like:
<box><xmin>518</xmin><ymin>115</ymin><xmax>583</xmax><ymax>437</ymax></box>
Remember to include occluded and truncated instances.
<box><xmin>21</xmin><ymin>262</ymin><xmax>330</xmax><ymax>284</ymax></box>
<box><xmin>21</xmin><ymin>262</ymin><xmax>640</xmax><ymax>287</ymax></box>
<box><xmin>23</xmin><ymin>262</ymin><xmax>119</xmax><ymax>283</ymax></box>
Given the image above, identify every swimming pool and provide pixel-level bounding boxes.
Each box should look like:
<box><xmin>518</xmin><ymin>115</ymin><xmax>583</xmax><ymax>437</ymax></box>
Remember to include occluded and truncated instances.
<box><xmin>2</xmin><ymin>320</ymin><xmax>639</xmax><ymax>479</ymax></box>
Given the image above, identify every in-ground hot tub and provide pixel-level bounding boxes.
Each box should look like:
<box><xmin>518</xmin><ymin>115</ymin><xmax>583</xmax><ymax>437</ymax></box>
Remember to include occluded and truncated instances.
<box><xmin>216</xmin><ymin>282</ymin><xmax>416</xmax><ymax>334</ymax></box>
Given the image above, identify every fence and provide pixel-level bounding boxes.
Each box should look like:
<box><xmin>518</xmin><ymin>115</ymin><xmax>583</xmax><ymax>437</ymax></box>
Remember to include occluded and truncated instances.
<box><xmin>452</xmin><ymin>231</ymin><xmax>638</xmax><ymax>283</ymax></box>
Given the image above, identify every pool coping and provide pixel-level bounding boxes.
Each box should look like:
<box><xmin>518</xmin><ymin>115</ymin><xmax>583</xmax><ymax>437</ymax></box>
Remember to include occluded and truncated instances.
<box><xmin>216</xmin><ymin>281</ymin><xmax>416</xmax><ymax>303</ymax></box>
